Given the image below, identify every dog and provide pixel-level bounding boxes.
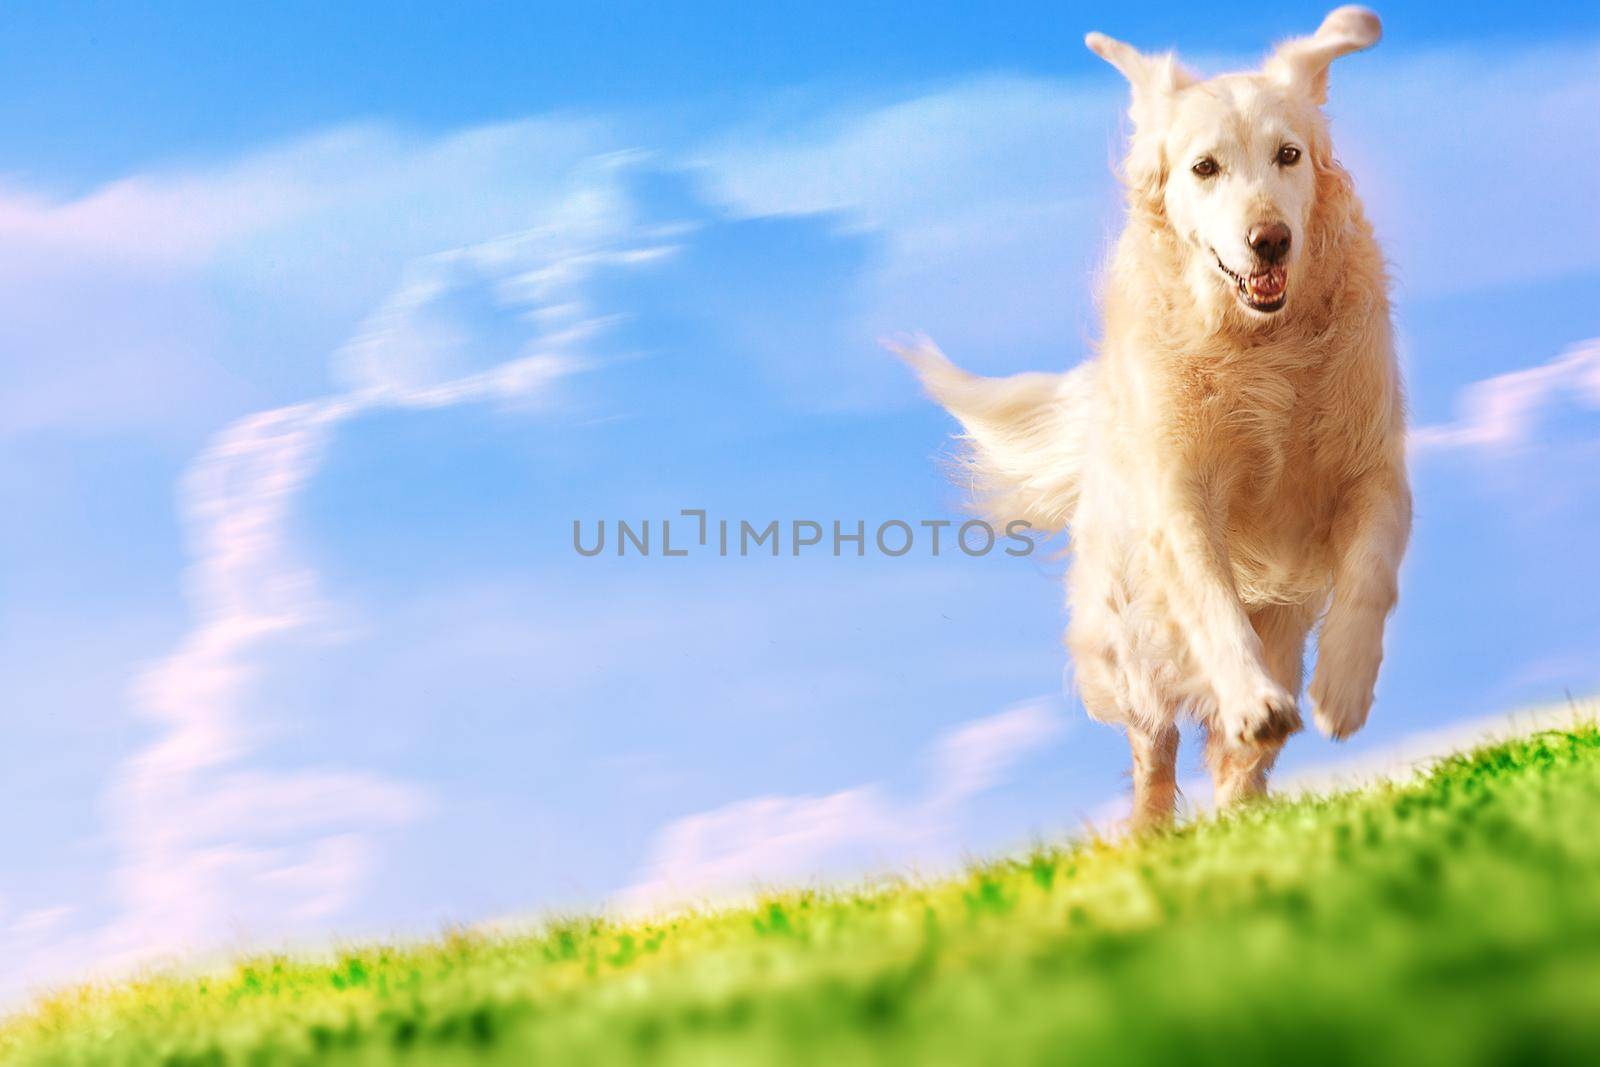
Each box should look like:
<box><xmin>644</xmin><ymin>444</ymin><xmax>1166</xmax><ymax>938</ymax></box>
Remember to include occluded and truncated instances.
<box><xmin>895</xmin><ymin>6</ymin><xmax>1410</xmax><ymax>828</ymax></box>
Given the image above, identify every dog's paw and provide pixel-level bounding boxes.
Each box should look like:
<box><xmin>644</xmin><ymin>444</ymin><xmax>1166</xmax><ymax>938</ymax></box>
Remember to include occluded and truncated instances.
<box><xmin>1309</xmin><ymin>673</ymin><xmax>1373</xmax><ymax>741</ymax></box>
<box><xmin>1221</xmin><ymin>679</ymin><xmax>1302</xmax><ymax>747</ymax></box>
<box><xmin>1310</xmin><ymin>626</ymin><xmax>1381</xmax><ymax>741</ymax></box>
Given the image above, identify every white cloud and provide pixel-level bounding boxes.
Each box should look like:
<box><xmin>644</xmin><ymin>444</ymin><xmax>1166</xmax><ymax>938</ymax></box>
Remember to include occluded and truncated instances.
<box><xmin>926</xmin><ymin>699</ymin><xmax>1066</xmax><ymax>810</ymax></box>
<box><xmin>107</xmin><ymin>393</ymin><xmax>393</xmax><ymax>964</ymax></box>
<box><xmin>0</xmin><ymin>908</ymin><xmax>79</xmax><ymax>1008</ymax></box>
<box><xmin>697</xmin><ymin>77</ymin><xmax>1116</xmax><ymax>230</ymax></box>
<box><xmin>100</xmin><ymin>221</ymin><xmax>676</xmax><ymax>961</ymax></box>
<box><xmin>1410</xmin><ymin>338</ymin><xmax>1600</xmax><ymax>453</ymax></box>
<box><xmin>616</xmin><ymin>698</ymin><xmax>1064</xmax><ymax>914</ymax></box>
<box><xmin>5</xmin><ymin>907</ymin><xmax>74</xmax><ymax>941</ymax></box>
<box><xmin>0</xmin><ymin>140</ymin><xmax>684</xmax><ymax>995</ymax></box>
<box><xmin>0</xmin><ymin>160</ymin><xmax>309</xmax><ymax>269</ymax></box>
<box><xmin>617</xmin><ymin>788</ymin><xmax>903</xmax><ymax>910</ymax></box>
<box><xmin>0</xmin><ymin>120</ymin><xmax>617</xmax><ymax>271</ymax></box>
<box><xmin>1335</xmin><ymin>41</ymin><xmax>1600</xmax><ymax>299</ymax></box>
<box><xmin>695</xmin><ymin>76</ymin><xmax>1119</xmax><ymax>374</ymax></box>
<box><xmin>0</xmin><ymin>119</ymin><xmax>624</xmax><ymax>437</ymax></box>
<box><xmin>334</xmin><ymin>225</ymin><xmax>680</xmax><ymax>399</ymax></box>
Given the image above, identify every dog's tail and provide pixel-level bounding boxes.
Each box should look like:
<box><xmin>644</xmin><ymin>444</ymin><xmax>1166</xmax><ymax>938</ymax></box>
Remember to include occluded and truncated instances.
<box><xmin>888</xmin><ymin>335</ymin><xmax>1092</xmax><ymax>535</ymax></box>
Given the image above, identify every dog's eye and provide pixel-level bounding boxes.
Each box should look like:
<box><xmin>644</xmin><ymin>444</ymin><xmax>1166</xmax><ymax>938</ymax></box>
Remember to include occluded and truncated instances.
<box><xmin>1276</xmin><ymin>144</ymin><xmax>1302</xmax><ymax>167</ymax></box>
<box><xmin>1191</xmin><ymin>158</ymin><xmax>1219</xmax><ymax>178</ymax></box>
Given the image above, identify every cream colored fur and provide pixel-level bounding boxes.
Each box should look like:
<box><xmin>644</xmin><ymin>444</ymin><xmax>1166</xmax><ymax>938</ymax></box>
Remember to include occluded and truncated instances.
<box><xmin>895</xmin><ymin>6</ymin><xmax>1411</xmax><ymax>828</ymax></box>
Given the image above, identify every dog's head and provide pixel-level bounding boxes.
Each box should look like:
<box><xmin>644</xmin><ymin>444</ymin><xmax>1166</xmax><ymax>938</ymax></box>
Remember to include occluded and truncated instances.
<box><xmin>1087</xmin><ymin>6</ymin><xmax>1380</xmax><ymax>326</ymax></box>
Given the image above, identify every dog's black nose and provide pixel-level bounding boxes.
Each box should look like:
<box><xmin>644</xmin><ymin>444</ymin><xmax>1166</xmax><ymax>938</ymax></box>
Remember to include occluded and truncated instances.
<box><xmin>1248</xmin><ymin>221</ymin><xmax>1292</xmax><ymax>264</ymax></box>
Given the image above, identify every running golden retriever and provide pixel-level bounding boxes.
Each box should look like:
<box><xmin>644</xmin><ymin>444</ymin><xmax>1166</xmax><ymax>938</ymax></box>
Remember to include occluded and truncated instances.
<box><xmin>896</xmin><ymin>6</ymin><xmax>1410</xmax><ymax>828</ymax></box>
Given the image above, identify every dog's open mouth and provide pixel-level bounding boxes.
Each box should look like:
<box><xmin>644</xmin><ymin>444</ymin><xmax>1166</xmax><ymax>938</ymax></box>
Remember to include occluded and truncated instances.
<box><xmin>1213</xmin><ymin>252</ymin><xmax>1288</xmax><ymax>314</ymax></box>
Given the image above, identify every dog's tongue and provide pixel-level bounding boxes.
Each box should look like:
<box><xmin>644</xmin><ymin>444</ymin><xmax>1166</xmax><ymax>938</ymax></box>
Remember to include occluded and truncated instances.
<box><xmin>1246</xmin><ymin>267</ymin><xmax>1287</xmax><ymax>302</ymax></box>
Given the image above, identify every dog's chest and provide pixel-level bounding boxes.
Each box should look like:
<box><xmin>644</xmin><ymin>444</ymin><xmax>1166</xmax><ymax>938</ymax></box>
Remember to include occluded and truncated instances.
<box><xmin>1198</xmin><ymin>364</ymin><xmax>1341</xmax><ymax>601</ymax></box>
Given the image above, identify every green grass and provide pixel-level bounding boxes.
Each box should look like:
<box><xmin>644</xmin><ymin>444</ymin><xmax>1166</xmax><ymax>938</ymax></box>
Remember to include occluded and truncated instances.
<box><xmin>8</xmin><ymin>723</ymin><xmax>1600</xmax><ymax>1066</ymax></box>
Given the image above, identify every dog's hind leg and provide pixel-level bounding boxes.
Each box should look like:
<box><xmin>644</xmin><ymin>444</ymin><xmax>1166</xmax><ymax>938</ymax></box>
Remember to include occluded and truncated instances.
<box><xmin>1128</xmin><ymin>722</ymin><xmax>1181</xmax><ymax>830</ymax></box>
<box><xmin>1206</xmin><ymin>603</ymin><xmax>1313</xmax><ymax>808</ymax></box>
<box><xmin>1072</xmin><ymin>649</ymin><xmax>1179</xmax><ymax>831</ymax></box>
<box><xmin>1070</xmin><ymin>565</ymin><xmax>1184</xmax><ymax>831</ymax></box>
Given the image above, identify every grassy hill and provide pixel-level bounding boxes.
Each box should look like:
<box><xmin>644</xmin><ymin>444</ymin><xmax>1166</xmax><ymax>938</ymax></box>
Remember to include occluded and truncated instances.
<box><xmin>7</xmin><ymin>721</ymin><xmax>1600</xmax><ymax>1066</ymax></box>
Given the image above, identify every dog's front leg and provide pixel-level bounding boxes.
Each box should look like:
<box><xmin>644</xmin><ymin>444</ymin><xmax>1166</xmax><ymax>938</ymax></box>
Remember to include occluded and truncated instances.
<box><xmin>1159</xmin><ymin>475</ymin><xmax>1300</xmax><ymax>746</ymax></box>
<box><xmin>1311</xmin><ymin>467</ymin><xmax>1412</xmax><ymax>740</ymax></box>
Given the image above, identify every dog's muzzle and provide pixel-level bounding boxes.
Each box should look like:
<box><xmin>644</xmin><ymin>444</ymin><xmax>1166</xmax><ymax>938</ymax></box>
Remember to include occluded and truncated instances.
<box><xmin>1212</xmin><ymin>250</ymin><xmax>1288</xmax><ymax>314</ymax></box>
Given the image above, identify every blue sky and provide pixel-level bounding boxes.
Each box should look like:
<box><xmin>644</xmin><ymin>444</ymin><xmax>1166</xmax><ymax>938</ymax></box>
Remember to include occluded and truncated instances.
<box><xmin>2</xmin><ymin>2</ymin><xmax>1599</xmax><ymax>1000</ymax></box>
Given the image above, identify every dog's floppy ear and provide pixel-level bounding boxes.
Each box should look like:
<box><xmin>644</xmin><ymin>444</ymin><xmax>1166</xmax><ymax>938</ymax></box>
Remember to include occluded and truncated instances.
<box><xmin>1085</xmin><ymin>32</ymin><xmax>1194</xmax><ymax>210</ymax></box>
<box><xmin>1084</xmin><ymin>31</ymin><xmax>1195</xmax><ymax>128</ymax></box>
<box><xmin>1266</xmin><ymin>6</ymin><xmax>1381</xmax><ymax>105</ymax></box>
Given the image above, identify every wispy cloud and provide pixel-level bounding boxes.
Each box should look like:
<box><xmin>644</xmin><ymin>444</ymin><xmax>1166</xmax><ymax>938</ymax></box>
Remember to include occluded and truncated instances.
<box><xmin>0</xmin><ymin>906</ymin><xmax>79</xmax><ymax>1007</ymax></box>
<box><xmin>695</xmin><ymin>76</ymin><xmax>1118</xmax><ymax>374</ymax></box>
<box><xmin>1410</xmin><ymin>338</ymin><xmax>1600</xmax><ymax>454</ymax></box>
<box><xmin>1335</xmin><ymin>40</ymin><xmax>1600</xmax><ymax>300</ymax></box>
<box><xmin>3</xmin><ymin>146</ymin><xmax>684</xmax><ymax>994</ymax></box>
<box><xmin>107</xmin><ymin>400</ymin><xmax>433</xmax><ymax>955</ymax></box>
<box><xmin>0</xmin><ymin>119</ymin><xmax>622</xmax><ymax>438</ymax></box>
<box><xmin>108</xmin><ymin>396</ymin><xmax>377</xmax><ymax>962</ymax></box>
<box><xmin>925</xmin><ymin>699</ymin><xmax>1067</xmax><ymax>812</ymax></box>
<box><xmin>616</xmin><ymin>699</ymin><xmax>1064</xmax><ymax>913</ymax></box>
